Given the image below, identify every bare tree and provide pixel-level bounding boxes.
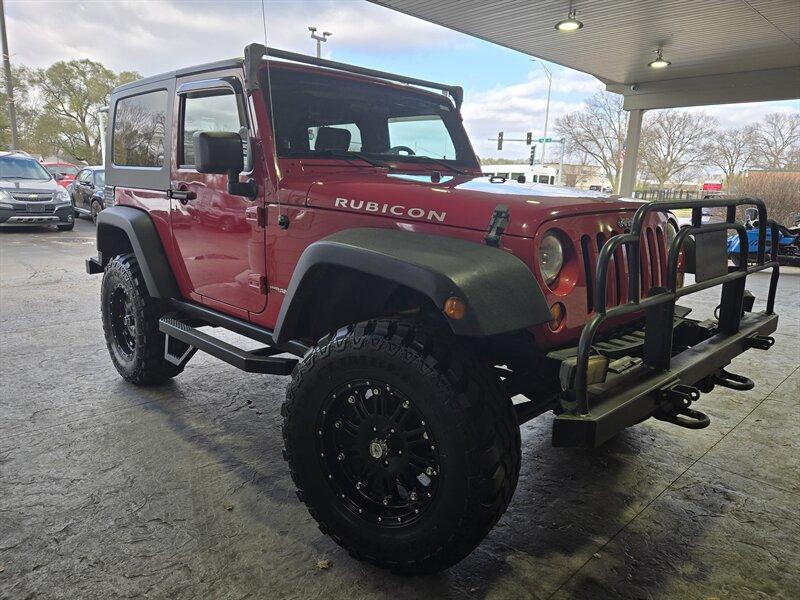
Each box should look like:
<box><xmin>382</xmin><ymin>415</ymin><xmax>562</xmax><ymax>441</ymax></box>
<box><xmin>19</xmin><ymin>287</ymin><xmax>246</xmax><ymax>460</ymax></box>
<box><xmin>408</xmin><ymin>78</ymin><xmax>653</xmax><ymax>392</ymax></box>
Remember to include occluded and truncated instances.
<box><xmin>704</xmin><ymin>126</ymin><xmax>754</xmax><ymax>189</ymax></box>
<box><xmin>750</xmin><ymin>112</ymin><xmax>800</xmax><ymax>171</ymax></box>
<box><xmin>555</xmin><ymin>89</ymin><xmax>628</xmax><ymax>192</ymax></box>
<box><xmin>562</xmin><ymin>148</ymin><xmax>597</xmax><ymax>187</ymax></box>
<box><xmin>638</xmin><ymin>110</ymin><xmax>717</xmax><ymax>190</ymax></box>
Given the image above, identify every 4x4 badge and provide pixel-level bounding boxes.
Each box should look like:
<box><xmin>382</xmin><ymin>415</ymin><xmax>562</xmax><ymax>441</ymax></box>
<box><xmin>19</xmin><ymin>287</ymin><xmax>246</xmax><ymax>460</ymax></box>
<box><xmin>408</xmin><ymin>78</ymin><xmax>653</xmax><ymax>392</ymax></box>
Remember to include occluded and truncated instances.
<box><xmin>618</xmin><ymin>217</ymin><xmax>632</xmax><ymax>228</ymax></box>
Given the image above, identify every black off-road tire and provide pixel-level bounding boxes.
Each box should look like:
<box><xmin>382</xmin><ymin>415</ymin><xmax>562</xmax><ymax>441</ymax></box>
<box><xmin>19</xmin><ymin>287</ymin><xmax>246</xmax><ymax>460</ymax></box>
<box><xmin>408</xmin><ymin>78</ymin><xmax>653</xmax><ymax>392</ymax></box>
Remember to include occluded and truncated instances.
<box><xmin>282</xmin><ymin>319</ymin><xmax>521</xmax><ymax>574</ymax></box>
<box><xmin>101</xmin><ymin>254</ymin><xmax>182</xmax><ymax>385</ymax></box>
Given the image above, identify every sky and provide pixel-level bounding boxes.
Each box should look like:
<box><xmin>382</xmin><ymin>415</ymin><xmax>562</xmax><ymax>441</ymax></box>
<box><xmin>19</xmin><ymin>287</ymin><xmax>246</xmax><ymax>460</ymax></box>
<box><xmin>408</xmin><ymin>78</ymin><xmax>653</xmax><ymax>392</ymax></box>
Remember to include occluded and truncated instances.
<box><xmin>5</xmin><ymin>0</ymin><xmax>799</xmax><ymax>160</ymax></box>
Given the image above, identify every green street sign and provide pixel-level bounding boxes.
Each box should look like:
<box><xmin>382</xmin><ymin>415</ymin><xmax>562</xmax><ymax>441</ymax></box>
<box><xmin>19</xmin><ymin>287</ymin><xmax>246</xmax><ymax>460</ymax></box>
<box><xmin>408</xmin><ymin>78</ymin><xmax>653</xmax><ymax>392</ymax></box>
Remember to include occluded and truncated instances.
<box><xmin>537</xmin><ymin>137</ymin><xmax>553</xmax><ymax>143</ymax></box>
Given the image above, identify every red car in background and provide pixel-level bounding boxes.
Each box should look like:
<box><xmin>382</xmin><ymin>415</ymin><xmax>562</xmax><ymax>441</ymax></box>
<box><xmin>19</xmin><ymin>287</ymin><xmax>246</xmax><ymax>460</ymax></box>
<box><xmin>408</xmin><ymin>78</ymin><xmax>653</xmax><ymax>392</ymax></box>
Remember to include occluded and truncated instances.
<box><xmin>42</xmin><ymin>162</ymin><xmax>79</xmax><ymax>188</ymax></box>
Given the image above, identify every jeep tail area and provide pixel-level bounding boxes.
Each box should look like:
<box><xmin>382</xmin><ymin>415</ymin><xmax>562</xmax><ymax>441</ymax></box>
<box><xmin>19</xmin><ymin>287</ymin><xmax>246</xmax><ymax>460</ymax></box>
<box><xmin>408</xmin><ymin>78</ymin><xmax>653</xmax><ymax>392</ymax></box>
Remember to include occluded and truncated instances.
<box><xmin>86</xmin><ymin>44</ymin><xmax>781</xmax><ymax>575</ymax></box>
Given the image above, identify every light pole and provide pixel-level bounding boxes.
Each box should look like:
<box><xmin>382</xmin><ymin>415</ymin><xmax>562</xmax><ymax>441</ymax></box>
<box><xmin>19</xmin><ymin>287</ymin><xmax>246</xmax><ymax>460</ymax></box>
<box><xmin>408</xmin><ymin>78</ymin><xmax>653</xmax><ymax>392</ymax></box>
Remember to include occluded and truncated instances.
<box><xmin>1</xmin><ymin>0</ymin><xmax>19</xmax><ymax>150</ymax></box>
<box><xmin>308</xmin><ymin>27</ymin><xmax>332</xmax><ymax>58</ymax></box>
<box><xmin>530</xmin><ymin>58</ymin><xmax>552</xmax><ymax>167</ymax></box>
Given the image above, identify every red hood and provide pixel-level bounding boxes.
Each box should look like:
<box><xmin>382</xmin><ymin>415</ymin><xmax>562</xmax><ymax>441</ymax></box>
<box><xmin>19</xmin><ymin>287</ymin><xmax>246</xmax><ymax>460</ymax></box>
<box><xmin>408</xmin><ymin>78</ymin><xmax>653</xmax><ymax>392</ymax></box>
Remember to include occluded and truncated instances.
<box><xmin>302</xmin><ymin>169</ymin><xmax>644</xmax><ymax>237</ymax></box>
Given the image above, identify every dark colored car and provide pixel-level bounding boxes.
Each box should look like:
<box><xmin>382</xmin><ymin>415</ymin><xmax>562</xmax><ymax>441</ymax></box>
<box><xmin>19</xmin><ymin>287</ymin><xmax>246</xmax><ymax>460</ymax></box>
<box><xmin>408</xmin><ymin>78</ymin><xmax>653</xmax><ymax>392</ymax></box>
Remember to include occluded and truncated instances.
<box><xmin>0</xmin><ymin>151</ymin><xmax>75</xmax><ymax>230</ymax></box>
<box><xmin>71</xmin><ymin>166</ymin><xmax>105</xmax><ymax>223</ymax></box>
<box><xmin>42</xmin><ymin>161</ymin><xmax>79</xmax><ymax>188</ymax></box>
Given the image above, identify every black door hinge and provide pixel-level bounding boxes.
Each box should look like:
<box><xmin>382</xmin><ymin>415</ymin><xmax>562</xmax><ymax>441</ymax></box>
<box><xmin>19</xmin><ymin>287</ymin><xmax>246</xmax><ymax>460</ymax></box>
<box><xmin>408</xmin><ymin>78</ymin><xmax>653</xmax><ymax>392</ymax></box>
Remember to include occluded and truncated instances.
<box><xmin>484</xmin><ymin>204</ymin><xmax>510</xmax><ymax>247</ymax></box>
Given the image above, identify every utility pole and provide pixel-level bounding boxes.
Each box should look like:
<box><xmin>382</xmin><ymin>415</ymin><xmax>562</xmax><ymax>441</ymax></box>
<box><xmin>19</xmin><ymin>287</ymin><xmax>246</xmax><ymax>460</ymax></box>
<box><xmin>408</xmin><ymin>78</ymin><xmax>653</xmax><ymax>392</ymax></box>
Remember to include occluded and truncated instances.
<box><xmin>530</xmin><ymin>58</ymin><xmax>552</xmax><ymax>168</ymax></box>
<box><xmin>1</xmin><ymin>0</ymin><xmax>19</xmax><ymax>150</ymax></box>
<box><xmin>308</xmin><ymin>27</ymin><xmax>332</xmax><ymax>58</ymax></box>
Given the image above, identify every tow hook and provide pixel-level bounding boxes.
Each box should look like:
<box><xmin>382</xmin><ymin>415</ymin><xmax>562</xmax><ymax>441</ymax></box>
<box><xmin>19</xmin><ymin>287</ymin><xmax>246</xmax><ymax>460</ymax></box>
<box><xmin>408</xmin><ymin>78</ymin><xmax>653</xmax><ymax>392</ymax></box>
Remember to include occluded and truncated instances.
<box><xmin>653</xmin><ymin>383</ymin><xmax>710</xmax><ymax>430</ymax></box>
<box><xmin>713</xmin><ymin>368</ymin><xmax>755</xmax><ymax>391</ymax></box>
<box><xmin>745</xmin><ymin>335</ymin><xmax>775</xmax><ymax>351</ymax></box>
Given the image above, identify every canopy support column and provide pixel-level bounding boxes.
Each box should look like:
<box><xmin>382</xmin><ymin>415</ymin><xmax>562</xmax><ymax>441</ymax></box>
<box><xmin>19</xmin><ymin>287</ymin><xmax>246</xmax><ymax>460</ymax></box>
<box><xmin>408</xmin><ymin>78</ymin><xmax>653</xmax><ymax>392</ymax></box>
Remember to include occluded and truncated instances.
<box><xmin>619</xmin><ymin>108</ymin><xmax>644</xmax><ymax>197</ymax></box>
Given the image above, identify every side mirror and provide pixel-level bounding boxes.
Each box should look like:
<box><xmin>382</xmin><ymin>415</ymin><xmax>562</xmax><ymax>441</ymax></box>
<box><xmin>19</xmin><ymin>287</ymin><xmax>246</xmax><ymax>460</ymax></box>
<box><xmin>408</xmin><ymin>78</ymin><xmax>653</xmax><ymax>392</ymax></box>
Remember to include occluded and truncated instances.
<box><xmin>194</xmin><ymin>131</ymin><xmax>256</xmax><ymax>199</ymax></box>
<box><xmin>54</xmin><ymin>173</ymin><xmax>64</xmax><ymax>181</ymax></box>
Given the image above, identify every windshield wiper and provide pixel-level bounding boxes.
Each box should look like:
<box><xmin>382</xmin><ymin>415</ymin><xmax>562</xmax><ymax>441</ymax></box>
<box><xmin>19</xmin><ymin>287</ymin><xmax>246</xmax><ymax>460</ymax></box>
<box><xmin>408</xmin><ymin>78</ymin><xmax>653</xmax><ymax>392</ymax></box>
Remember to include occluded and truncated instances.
<box><xmin>402</xmin><ymin>156</ymin><xmax>466</xmax><ymax>175</ymax></box>
<box><xmin>323</xmin><ymin>150</ymin><xmax>391</xmax><ymax>168</ymax></box>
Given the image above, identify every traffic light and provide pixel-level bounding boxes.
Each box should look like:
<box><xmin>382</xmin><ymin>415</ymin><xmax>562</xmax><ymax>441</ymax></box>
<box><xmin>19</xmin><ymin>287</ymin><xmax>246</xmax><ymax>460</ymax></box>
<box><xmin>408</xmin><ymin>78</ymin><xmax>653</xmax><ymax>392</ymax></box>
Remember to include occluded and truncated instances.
<box><xmin>529</xmin><ymin>145</ymin><xmax>537</xmax><ymax>166</ymax></box>
<box><xmin>526</xmin><ymin>131</ymin><xmax>532</xmax><ymax>145</ymax></box>
<box><xmin>497</xmin><ymin>132</ymin><xmax>504</xmax><ymax>151</ymax></box>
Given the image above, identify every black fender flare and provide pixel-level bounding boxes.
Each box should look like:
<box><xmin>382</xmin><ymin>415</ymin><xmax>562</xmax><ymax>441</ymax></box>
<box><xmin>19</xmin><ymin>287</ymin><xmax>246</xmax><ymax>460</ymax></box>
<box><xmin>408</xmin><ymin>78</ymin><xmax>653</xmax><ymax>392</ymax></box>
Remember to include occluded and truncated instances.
<box><xmin>94</xmin><ymin>205</ymin><xmax>180</xmax><ymax>298</ymax></box>
<box><xmin>273</xmin><ymin>228</ymin><xmax>551</xmax><ymax>342</ymax></box>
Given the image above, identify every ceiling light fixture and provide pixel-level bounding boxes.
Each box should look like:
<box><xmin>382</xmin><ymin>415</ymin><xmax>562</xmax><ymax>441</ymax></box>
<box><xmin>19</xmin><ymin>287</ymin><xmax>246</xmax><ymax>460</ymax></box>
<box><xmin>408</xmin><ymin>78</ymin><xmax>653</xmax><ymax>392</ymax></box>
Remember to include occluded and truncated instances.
<box><xmin>555</xmin><ymin>8</ymin><xmax>583</xmax><ymax>32</ymax></box>
<box><xmin>648</xmin><ymin>48</ymin><xmax>671</xmax><ymax>69</ymax></box>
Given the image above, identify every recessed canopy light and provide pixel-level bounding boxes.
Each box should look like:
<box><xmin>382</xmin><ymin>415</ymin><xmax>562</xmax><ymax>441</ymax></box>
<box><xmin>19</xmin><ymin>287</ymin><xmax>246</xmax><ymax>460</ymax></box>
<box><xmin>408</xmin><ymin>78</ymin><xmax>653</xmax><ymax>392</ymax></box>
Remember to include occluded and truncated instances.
<box><xmin>555</xmin><ymin>9</ymin><xmax>583</xmax><ymax>32</ymax></box>
<box><xmin>648</xmin><ymin>48</ymin><xmax>671</xmax><ymax>69</ymax></box>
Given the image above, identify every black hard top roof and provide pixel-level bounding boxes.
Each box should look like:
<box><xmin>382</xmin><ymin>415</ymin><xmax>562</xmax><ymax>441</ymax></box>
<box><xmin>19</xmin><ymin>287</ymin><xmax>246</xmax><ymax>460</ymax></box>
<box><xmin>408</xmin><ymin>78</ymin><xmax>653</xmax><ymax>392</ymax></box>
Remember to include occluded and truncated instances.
<box><xmin>111</xmin><ymin>46</ymin><xmax>463</xmax><ymax>109</ymax></box>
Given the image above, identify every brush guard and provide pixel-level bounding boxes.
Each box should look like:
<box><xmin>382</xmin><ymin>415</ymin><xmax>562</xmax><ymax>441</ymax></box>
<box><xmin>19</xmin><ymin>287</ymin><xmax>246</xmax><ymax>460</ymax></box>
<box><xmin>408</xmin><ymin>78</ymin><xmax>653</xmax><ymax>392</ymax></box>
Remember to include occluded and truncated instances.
<box><xmin>553</xmin><ymin>197</ymin><xmax>781</xmax><ymax>447</ymax></box>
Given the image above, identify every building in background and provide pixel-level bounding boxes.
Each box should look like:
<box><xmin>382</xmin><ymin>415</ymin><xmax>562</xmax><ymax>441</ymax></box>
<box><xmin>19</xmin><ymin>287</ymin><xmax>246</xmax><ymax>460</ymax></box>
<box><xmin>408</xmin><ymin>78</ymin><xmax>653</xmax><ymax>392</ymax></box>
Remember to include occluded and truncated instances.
<box><xmin>480</xmin><ymin>162</ymin><xmax>611</xmax><ymax>190</ymax></box>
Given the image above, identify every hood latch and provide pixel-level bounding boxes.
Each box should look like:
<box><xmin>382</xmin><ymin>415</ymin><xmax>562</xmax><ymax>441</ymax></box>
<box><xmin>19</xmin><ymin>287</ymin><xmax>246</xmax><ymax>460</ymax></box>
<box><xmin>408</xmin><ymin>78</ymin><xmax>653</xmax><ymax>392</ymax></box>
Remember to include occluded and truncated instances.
<box><xmin>484</xmin><ymin>204</ymin><xmax>510</xmax><ymax>248</ymax></box>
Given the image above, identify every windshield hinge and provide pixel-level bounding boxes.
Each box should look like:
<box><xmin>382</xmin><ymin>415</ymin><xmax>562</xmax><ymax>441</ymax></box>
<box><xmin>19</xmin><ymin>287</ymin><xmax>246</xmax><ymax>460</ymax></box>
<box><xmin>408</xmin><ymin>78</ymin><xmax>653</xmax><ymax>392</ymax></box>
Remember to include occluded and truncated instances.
<box><xmin>484</xmin><ymin>204</ymin><xmax>510</xmax><ymax>248</ymax></box>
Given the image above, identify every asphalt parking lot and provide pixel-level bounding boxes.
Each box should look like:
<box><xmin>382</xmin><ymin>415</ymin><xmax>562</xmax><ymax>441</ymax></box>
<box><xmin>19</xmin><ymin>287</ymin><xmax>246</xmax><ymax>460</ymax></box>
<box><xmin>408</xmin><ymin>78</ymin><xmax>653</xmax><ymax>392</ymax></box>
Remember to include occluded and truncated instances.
<box><xmin>1</xmin><ymin>218</ymin><xmax>798</xmax><ymax>600</ymax></box>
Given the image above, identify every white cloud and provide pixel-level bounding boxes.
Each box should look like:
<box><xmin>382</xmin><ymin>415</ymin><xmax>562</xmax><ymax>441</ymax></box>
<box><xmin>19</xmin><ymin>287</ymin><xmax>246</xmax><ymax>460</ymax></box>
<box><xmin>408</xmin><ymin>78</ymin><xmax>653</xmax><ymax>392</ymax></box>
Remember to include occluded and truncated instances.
<box><xmin>681</xmin><ymin>101</ymin><xmax>800</xmax><ymax>130</ymax></box>
<box><xmin>4</xmin><ymin>0</ymin><xmax>461</xmax><ymax>75</ymax></box>
<box><xmin>463</xmin><ymin>68</ymin><xmax>599</xmax><ymax>158</ymax></box>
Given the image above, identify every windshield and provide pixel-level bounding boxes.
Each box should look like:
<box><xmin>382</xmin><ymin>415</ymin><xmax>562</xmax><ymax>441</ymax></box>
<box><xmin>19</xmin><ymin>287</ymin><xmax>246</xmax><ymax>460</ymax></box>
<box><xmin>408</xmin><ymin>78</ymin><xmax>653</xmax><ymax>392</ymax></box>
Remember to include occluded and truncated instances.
<box><xmin>0</xmin><ymin>155</ymin><xmax>53</xmax><ymax>180</ymax></box>
<box><xmin>95</xmin><ymin>170</ymin><xmax>105</xmax><ymax>186</ymax></box>
<box><xmin>46</xmin><ymin>165</ymin><xmax>78</xmax><ymax>177</ymax></box>
<box><xmin>264</xmin><ymin>66</ymin><xmax>477</xmax><ymax>168</ymax></box>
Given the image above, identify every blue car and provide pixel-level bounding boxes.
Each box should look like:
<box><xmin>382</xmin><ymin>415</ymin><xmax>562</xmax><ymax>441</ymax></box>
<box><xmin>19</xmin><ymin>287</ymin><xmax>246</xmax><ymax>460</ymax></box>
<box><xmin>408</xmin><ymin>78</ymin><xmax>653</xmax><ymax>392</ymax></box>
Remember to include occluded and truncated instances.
<box><xmin>727</xmin><ymin>215</ymin><xmax>800</xmax><ymax>266</ymax></box>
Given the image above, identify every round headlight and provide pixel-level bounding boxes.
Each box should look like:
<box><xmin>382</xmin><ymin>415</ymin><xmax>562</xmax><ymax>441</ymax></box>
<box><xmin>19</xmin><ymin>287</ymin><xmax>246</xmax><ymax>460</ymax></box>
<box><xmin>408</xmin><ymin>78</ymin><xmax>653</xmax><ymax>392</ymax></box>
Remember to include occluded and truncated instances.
<box><xmin>539</xmin><ymin>231</ymin><xmax>564</xmax><ymax>286</ymax></box>
<box><xmin>55</xmin><ymin>188</ymin><xmax>71</xmax><ymax>203</ymax></box>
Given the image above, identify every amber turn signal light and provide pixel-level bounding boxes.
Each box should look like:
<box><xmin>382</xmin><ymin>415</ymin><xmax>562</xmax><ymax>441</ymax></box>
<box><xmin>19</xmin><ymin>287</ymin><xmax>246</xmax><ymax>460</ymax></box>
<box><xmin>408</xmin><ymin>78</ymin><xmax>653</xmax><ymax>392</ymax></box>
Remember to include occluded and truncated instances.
<box><xmin>443</xmin><ymin>296</ymin><xmax>467</xmax><ymax>320</ymax></box>
<box><xmin>548</xmin><ymin>302</ymin><xmax>566</xmax><ymax>331</ymax></box>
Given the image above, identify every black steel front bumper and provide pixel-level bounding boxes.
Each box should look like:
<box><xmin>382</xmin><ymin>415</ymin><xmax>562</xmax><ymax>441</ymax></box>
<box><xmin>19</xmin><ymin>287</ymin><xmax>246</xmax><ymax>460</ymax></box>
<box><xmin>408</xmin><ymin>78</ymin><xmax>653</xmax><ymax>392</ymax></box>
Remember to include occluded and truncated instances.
<box><xmin>553</xmin><ymin>311</ymin><xmax>778</xmax><ymax>447</ymax></box>
<box><xmin>554</xmin><ymin>197</ymin><xmax>781</xmax><ymax>447</ymax></box>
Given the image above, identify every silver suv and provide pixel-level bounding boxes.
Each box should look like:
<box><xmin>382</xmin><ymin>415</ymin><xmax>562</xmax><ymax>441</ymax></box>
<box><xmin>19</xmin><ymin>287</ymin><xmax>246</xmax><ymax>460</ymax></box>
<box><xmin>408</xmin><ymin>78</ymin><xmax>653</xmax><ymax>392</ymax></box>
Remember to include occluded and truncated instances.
<box><xmin>0</xmin><ymin>151</ymin><xmax>75</xmax><ymax>230</ymax></box>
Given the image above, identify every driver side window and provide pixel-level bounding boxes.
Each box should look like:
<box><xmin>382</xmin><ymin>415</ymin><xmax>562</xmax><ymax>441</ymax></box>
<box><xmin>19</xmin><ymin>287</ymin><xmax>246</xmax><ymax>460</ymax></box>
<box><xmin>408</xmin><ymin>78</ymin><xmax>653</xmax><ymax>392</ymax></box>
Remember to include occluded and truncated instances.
<box><xmin>181</xmin><ymin>89</ymin><xmax>244</xmax><ymax>168</ymax></box>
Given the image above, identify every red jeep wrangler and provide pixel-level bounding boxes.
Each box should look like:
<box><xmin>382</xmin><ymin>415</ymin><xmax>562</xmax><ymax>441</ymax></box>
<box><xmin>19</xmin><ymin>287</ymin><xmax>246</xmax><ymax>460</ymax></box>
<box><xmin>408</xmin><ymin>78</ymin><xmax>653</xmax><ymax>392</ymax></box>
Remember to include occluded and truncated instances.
<box><xmin>87</xmin><ymin>44</ymin><xmax>780</xmax><ymax>574</ymax></box>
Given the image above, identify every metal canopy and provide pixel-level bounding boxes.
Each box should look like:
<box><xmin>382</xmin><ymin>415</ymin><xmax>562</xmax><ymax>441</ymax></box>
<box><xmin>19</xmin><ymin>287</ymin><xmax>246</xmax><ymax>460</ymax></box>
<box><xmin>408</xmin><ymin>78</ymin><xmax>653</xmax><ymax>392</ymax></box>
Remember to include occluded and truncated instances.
<box><xmin>370</xmin><ymin>0</ymin><xmax>800</xmax><ymax>110</ymax></box>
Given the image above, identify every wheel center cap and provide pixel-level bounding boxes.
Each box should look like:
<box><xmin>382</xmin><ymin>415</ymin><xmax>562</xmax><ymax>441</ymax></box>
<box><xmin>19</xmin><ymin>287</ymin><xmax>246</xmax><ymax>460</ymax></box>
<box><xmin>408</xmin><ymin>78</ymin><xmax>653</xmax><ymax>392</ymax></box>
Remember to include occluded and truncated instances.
<box><xmin>369</xmin><ymin>439</ymin><xmax>388</xmax><ymax>459</ymax></box>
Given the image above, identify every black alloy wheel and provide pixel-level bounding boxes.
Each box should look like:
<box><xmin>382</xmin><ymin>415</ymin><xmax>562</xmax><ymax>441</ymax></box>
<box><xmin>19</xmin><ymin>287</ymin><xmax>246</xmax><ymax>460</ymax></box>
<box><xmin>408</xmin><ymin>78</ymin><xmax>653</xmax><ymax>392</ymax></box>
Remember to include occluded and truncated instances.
<box><xmin>108</xmin><ymin>284</ymin><xmax>137</xmax><ymax>358</ymax></box>
<box><xmin>317</xmin><ymin>379</ymin><xmax>440</xmax><ymax>527</ymax></box>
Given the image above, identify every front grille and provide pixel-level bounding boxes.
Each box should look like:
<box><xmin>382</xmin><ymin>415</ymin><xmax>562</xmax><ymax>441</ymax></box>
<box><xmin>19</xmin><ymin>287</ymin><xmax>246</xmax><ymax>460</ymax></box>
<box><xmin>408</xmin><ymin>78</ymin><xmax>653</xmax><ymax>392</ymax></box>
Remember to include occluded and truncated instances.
<box><xmin>578</xmin><ymin>222</ymin><xmax>667</xmax><ymax>314</ymax></box>
<box><xmin>14</xmin><ymin>204</ymin><xmax>56</xmax><ymax>214</ymax></box>
<box><xmin>10</xmin><ymin>192</ymin><xmax>54</xmax><ymax>202</ymax></box>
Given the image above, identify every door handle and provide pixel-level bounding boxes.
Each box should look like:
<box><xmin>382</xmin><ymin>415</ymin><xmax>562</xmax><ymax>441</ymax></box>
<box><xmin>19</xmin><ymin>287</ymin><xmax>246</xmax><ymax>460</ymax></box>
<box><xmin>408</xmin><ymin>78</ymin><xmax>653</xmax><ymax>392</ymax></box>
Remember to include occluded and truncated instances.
<box><xmin>168</xmin><ymin>188</ymin><xmax>197</xmax><ymax>204</ymax></box>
